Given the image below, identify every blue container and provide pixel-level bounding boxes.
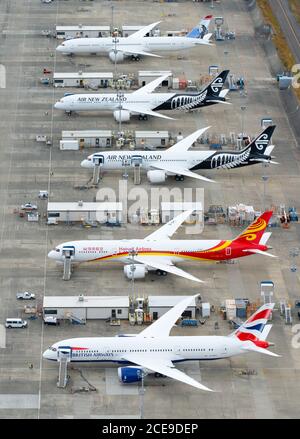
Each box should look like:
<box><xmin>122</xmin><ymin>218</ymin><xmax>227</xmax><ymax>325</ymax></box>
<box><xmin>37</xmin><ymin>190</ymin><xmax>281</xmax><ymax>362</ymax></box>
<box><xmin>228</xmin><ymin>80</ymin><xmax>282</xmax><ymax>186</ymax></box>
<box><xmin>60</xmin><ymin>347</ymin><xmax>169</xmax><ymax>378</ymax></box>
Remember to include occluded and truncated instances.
<box><xmin>235</xmin><ymin>299</ymin><xmax>247</xmax><ymax>319</ymax></box>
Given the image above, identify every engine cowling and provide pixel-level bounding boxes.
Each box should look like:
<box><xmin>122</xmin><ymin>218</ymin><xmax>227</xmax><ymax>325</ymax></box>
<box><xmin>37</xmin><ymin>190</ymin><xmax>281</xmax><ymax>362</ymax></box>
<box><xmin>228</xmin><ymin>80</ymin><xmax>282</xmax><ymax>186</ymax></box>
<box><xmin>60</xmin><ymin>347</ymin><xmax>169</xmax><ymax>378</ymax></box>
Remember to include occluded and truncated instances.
<box><xmin>147</xmin><ymin>170</ymin><xmax>167</xmax><ymax>184</ymax></box>
<box><xmin>124</xmin><ymin>264</ymin><xmax>147</xmax><ymax>279</ymax></box>
<box><xmin>118</xmin><ymin>367</ymin><xmax>145</xmax><ymax>383</ymax></box>
<box><xmin>109</xmin><ymin>50</ymin><xmax>125</xmax><ymax>63</ymax></box>
<box><xmin>113</xmin><ymin>109</ymin><xmax>130</xmax><ymax>123</ymax></box>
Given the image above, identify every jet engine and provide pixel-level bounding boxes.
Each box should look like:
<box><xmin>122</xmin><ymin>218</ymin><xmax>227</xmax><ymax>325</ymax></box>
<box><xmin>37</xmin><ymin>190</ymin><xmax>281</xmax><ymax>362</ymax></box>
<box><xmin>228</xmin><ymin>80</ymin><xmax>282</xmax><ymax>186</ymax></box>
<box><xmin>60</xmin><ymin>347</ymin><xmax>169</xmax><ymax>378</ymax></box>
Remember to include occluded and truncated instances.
<box><xmin>113</xmin><ymin>109</ymin><xmax>131</xmax><ymax>123</ymax></box>
<box><xmin>118</xmin><ymin>367</ymin><xmax>146</xmax><ymax>383</ymax></box>
<box><xmin>124</xmin><ymin>264</ymin><xmax>147</xmax><ymax>279</ymax></box>
<box><xmin>147</xmin><ymin>170</ymin><xmax>167</xmax><ymax>184</ymax></box>
<box><xmin>109</xmin><ymin>50</ymin><xmax>125</xmax><ymax>63</ymax></box>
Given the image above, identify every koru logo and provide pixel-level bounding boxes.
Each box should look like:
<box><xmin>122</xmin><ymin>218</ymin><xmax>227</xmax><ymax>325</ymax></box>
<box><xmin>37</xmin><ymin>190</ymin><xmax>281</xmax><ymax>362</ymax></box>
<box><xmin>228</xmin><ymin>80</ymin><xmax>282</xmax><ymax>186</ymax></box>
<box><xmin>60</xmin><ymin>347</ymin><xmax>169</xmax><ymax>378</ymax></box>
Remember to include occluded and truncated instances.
<box><xmin>211</xmin><ymin>77</ymin><xmax>223</xmax><ymax>93</ymax></box>
<box><xmin>255</xmin><ymin>133</ymin><xmax>269</xmax><ymax>151</ymax></box>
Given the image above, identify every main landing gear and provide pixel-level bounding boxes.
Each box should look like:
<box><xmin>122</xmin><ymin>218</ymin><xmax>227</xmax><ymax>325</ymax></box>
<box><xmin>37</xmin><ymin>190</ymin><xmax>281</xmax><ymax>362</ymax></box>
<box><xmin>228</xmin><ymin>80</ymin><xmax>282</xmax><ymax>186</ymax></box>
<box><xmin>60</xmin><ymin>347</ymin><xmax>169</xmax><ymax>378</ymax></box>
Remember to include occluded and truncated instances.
<box><xmin>175</xmin><ymin>175</ymin><xmax>185</xmax><ymax>181</ymax></box>
<box><xmin>138</xmin><ymin>114</ymin><xmax>148</xmax><ymax>120</ymax></box>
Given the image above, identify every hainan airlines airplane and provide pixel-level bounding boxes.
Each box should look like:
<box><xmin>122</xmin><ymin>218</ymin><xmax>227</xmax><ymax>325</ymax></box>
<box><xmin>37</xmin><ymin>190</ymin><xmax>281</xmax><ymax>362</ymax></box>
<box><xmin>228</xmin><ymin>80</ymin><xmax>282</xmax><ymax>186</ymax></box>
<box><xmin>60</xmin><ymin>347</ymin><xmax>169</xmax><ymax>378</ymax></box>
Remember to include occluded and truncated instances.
<box><xmin>43</xmin><ymin>296</ymin><xmax>279</xmax><ymax>391</ymax></box>
<box><xmin>48</xmin><ymin>210</ymin><xmax>276</xmax><ymax>283</ymax></box>
<box><xmin>56</xmin><ymin>16</ymin><xmax>213</xmax><ymax>63</ymax></box>
<box><xmin>81</xmin><ymin>125</ymin><xmax>277</xmax><ymax>184</ymax></box>
<box><xmin>54</xmin><ymin>70</ymin><xmax>230</xmax><ymax>122</ymax></box>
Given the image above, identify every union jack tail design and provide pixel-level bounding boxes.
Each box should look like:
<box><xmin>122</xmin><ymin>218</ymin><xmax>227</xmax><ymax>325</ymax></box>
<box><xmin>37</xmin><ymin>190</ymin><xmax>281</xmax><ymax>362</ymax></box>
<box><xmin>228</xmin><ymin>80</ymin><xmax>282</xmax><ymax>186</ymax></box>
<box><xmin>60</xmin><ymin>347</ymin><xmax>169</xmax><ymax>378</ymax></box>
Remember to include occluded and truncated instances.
<box><xmin>231</xmin><ymin>303</ymin><xmax>275</xmax><ymax>349</ymax></box>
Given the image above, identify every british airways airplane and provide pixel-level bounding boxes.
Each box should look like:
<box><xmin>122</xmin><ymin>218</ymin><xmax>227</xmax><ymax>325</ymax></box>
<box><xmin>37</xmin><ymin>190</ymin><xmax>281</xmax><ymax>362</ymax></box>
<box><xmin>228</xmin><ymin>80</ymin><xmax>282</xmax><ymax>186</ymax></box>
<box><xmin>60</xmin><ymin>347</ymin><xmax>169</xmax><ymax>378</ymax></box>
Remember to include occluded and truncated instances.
<box><xmin>56</xmin><ymin>16</ymin><xmax>213</xmax><ymax>63</ymax></box>
<box><xmin>43</xmin><ymin>296</ymin><xmax>279</xmax><ymax>391</ymax></box>
<box><xmin>81</xmin><ymin>125</ymin><xmax>277</xmax><ymax>184</ymax></box>
<box><xmin>48</xmin><ymin>210</ymin><xmax>276</xmax><ymax>283</ymax></box>
<box><xmin>54</xmin><ymin>70</ymin><xmax>230</xmax><ymax>122</ymax></box>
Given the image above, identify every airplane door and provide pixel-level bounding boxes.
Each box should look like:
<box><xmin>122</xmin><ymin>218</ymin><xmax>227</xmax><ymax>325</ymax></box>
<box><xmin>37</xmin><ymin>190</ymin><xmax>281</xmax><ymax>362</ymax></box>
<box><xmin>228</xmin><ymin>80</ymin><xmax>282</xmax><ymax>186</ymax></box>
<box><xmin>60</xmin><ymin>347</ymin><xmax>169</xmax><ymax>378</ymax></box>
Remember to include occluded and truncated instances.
<box><xmin>226</xmin><ymin>247</ymin><xmax>232</xmax><ymax>257</ymax></box>
<box><xmin>92</xmin><ymin>154</ymin><xmax>104</xmax><ymax>166</ymax></box>
<box><xmin>62</xmin><ymin>245</ymin><xmax>75</xmax><ymax>259</ymax></box>
<box><xmin>131</xmin><ymin>155</ymin><xmax>143</xmax><ymax>167</ymax></box>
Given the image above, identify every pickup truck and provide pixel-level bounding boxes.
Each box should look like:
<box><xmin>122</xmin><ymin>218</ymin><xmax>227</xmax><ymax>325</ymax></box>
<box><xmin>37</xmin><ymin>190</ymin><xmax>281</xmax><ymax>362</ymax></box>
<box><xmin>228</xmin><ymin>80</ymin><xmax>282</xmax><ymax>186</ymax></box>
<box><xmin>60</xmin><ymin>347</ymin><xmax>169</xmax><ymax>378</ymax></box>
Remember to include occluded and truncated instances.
<box><xmin>16</xmin><ymin>291</ymin><xmax>36</xmax><ymax>300</ymax></box>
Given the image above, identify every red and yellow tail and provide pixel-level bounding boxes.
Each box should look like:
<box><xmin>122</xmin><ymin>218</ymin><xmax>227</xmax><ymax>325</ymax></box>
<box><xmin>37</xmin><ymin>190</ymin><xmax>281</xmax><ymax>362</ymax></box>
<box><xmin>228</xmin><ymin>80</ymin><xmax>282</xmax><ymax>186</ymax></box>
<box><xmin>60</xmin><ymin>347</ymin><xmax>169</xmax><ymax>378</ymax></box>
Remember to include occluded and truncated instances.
<box><xmin>233</xmin><ymin>211</ymin><xmax>273</xmax><ymax>246</ymax></box>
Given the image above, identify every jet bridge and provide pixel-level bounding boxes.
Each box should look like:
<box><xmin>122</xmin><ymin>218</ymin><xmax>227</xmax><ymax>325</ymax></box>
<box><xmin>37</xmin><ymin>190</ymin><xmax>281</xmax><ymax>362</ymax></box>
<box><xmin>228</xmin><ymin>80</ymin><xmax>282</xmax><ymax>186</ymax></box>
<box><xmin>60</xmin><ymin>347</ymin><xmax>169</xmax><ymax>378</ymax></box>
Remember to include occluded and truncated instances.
<box><xmin>62</xmin><ymin>246</ymin><xmax>75</xmax><ymax>281</ymax></box>
<box><xmin>91</xmin><ymin>154</ymin><xmax>104</xmax><ymax>185</ymax></box>
<box><xmin>57</xmin><ymin>348</ymin><xmax>71</xmax><ymax>388</ymax></box>
<box><xmin>131</xmin><ymin>155</ymin><xmax>143</xmax><ymax>185</ymax></box>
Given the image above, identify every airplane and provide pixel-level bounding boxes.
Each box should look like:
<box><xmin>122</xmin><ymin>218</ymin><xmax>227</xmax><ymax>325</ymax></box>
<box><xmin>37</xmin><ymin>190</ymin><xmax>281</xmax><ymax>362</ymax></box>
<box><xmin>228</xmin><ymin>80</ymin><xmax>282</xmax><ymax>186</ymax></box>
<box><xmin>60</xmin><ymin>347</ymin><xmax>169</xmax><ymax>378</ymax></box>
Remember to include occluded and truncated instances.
<box><xmin>81</xmin><ymin>125</ymin><xmax>277</xmax><ymax>184</ymax></box>
<box><xmin>55</xmin><ymin>16</ymin><xmax>213</xmax><ymax>63</ymax></box>
<box><xmin>54</xmin><ymin>70</ymin><xmax>230</xmax><ymax>122</ymax></box>
<box><xmin>43</xmin><ymin>296</ymin><xmax>279</xmax><ymax>392</ymax></box>
<box><xmin>48</xmin><ymin>210</ymin><xmax>276</xmax><ymax>284</ymax></box>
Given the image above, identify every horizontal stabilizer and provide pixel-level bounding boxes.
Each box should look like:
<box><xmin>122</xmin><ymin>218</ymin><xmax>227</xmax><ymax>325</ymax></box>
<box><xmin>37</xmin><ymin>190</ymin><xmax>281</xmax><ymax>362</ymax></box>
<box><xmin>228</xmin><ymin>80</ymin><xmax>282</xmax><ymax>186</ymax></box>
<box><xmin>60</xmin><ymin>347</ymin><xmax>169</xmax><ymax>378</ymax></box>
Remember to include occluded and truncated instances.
<box><xmin>242</xmin><ymin>249</ymin><xmax>277</xmax><ymax>258</ymax></box>
<box><xmin>241</xmin><ymin>341</ymin><xmax>280</xmax><ymax>357</ymax></box>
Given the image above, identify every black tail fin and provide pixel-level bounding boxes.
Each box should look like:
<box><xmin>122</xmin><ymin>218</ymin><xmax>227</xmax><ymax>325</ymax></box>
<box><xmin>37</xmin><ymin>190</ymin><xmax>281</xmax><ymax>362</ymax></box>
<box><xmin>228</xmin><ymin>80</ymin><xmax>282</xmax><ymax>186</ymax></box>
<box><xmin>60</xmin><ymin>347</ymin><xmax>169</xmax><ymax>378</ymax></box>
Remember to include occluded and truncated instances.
<box><xmin>205</xmin><ymin>70</ymin><xmax>230</xmax><ymax>96</ymax></box>
<box><xmin>247</xmin><ymin>125</ymin><xmax>276</xmax><ymax>156</ymax></box>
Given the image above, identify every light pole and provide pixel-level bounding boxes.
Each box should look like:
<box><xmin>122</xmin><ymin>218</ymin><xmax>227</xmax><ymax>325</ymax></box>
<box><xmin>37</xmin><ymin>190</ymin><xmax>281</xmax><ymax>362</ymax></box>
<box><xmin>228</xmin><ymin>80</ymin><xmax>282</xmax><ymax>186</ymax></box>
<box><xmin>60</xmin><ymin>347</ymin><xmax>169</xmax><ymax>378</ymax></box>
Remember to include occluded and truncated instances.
<box><xmin>138</xmin><ymin>369</ymin><xmax>145</xmax><ymax>419</ymax></box>
<box><xmin>240</xmin><ymin>105</ymin><xmax>246</xmax><ymax>141</ymax></box>
<box><xmin>289</xmin><ymin>247</ymin><xmax>299</xmax><ymax>298</ymax></box>
<box><xmin>262</xmin><ymin>175</ymin><xmax>269</xmax><ymax>212</ymax></box>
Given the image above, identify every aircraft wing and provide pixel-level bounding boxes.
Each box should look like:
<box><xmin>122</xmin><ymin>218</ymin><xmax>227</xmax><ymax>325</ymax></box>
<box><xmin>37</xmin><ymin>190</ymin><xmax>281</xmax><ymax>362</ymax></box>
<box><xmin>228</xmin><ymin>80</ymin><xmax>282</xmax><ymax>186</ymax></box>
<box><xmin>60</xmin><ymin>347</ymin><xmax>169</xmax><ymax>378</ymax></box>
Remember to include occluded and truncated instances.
<box><xmin>144</xmin><ymin>210</ymin><xmax>194</xmax><ymax>240</ymax></box>
<box><xmin>122</xmin><ymin>103</ymin><xmax>174</xmax><ymax>120</ymax></box>
<box><xmin>133</xmin><ymin>255</ymin><xmax>204</xmax><ymax>283</ymax></box>
<box><xmin>116</xmin><ymin>46</ymin><xmax>162</xmax><ymax>58</ymax></box>
<box><xmin>167</xmin><ymin>127</ymin><xmax>210</xmax><ymax>153</ymax></box>
<box><xmin>127</xmin><ymin>22</ymin><xmax>161</xmax><ymax>39</ymax></box>
<box><xmin>137</xmin><ymin>294</ymin><xmax>200</xmax><ymax>338</ymax></box>
<box><xmin>151</xmin><ymin>162</ymin><xmax>215</xmax><ymax>183</ymax></box>
<box><xmin>133</xmin><ymin>73</ymin><xmax>171</xmax><ymax>95</ymax></box>
<box><xmin>121</xmin><ymin>353</ymin><xmax>214</xmax><ymax>392</ymax></box>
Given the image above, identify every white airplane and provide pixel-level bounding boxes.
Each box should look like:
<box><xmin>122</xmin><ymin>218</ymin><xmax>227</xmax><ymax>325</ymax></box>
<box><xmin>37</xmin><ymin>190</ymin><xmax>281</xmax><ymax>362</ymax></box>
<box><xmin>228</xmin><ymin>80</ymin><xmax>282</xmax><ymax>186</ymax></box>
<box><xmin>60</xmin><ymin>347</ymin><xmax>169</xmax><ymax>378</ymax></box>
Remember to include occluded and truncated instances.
<box><xmin>48</xmin><ymin>210</ymin><xmax>275</xmax><ymax>284</ymax></box>
<box><xmin>56</xmin><ymin>16</ymin><xmax>213</xmax><ymax>62</ymax></box>
<box><xmin>54</xmin><ymin>70</ymin><xmax>230</xmax><ymax>122</ymax></box>
<box><xmin>81</xmin><ymin>125</ymin><xmax>277</xmax><ymax>184</ymax></box>
<box><xmin>43</xmin><ymin>297</ymin><xmax>279</xmax><ymax>391</ymax></box>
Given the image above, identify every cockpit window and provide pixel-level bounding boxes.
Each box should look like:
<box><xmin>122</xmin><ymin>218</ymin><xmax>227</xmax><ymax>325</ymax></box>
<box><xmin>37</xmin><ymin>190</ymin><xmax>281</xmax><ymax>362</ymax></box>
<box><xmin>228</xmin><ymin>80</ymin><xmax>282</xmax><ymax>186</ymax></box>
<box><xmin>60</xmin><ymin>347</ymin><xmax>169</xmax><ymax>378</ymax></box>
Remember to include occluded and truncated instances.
<box><xmin>55</xmin><ymin>248</ymin><xmax>60</xmax><ymax>252</ymax></box>
<box><xmin>48</xmin><ymin>346</ymin><xmax>57</xmax><ymax>352</ymax></box>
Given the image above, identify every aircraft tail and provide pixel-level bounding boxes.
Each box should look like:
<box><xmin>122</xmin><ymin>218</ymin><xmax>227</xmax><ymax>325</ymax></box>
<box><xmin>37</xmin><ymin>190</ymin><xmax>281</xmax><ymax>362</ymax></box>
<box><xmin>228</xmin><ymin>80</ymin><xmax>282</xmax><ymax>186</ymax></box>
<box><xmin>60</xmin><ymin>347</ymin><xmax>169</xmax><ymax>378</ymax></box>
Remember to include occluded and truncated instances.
<box><xmin>243</xmin><ymin>125</ymin><xmax>276</xmax><ymax>157</ymax></box>
<box><xmin>232</xmin><ymin>211</ymin><xmax>273</xmax><ymax>246</ymax></box>
<box><xmin>186</xmin><ymin>15</ymin><xmax>213</xmax><ymax>39</ymax></box>
<box><xmin>204</xmin><ymin>70</ymin><xmax>230</xmax><ymax>97</ymax></box>
<box><xmin>230</xmin><ymin>303</ymin><xmax>279</xmax><ymax>355</ymax></box>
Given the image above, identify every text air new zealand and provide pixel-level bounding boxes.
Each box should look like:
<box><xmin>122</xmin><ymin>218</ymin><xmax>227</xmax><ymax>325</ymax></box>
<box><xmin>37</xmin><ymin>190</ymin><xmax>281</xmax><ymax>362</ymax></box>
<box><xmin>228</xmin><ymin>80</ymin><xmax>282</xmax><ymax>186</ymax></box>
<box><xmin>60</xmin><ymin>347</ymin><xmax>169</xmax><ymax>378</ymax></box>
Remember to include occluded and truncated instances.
<box><xmin>54</xmin><ymin>70</ymin><xmax>230</xmax><ymax>122</ymax></box>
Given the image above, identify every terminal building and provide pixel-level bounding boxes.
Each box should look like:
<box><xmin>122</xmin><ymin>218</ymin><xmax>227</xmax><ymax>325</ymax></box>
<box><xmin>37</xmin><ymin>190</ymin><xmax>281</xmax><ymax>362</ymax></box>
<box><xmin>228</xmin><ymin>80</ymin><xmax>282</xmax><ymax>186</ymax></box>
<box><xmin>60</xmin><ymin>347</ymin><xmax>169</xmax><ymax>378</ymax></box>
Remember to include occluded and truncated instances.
<box><xmin>53</xmin><ymin>72</ymin><xmax>113</xmax><ymax>89</ymax></box>
<box><xmin>55</xmin><ymin>25</ymin><xmax>110</xmax><ymax>39</ymax></box>
<box><xmin>47</xmin><ymin>201</ymin><xmax>123</xmax><ymax>224</ymax></box>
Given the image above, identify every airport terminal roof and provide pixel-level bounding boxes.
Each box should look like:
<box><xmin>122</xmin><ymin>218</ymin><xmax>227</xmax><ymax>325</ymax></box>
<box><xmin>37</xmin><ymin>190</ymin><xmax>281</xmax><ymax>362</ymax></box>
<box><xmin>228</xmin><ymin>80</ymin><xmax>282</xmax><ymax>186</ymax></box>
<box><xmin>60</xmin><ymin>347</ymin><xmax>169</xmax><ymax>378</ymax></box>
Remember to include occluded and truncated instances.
<box><xmin>43</xmin><ymin>296</ymin><xmax>129</xmax><ymax>309</ymax></box>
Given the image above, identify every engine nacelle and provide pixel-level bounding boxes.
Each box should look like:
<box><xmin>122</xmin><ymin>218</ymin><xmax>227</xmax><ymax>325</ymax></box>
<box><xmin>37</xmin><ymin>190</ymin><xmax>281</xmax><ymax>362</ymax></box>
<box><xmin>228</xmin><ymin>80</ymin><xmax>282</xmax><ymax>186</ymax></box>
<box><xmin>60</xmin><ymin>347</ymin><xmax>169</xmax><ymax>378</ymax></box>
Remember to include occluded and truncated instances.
<box><xmin>124</xmin><ymin>264</ymin><xmax>146</xmax><ymax>279</ymax></box>
<box><xmin>109</xmin><ymin>50</ymin><xmax>125</xmax><ymax>63</ymax></box>
<box><xmin>147</xmin><ymin>170</ymin><xmax>167</xmax><ymax>184</ymax></box>
<box><xmin>118</xmin><ymin>367</ymin><xmax>145</xmax><ymax>383</ymax></box>
<box><xmin>113</xmin><ymin>109</ymin><xmax>130</xmax><ymax>123</ymax></box>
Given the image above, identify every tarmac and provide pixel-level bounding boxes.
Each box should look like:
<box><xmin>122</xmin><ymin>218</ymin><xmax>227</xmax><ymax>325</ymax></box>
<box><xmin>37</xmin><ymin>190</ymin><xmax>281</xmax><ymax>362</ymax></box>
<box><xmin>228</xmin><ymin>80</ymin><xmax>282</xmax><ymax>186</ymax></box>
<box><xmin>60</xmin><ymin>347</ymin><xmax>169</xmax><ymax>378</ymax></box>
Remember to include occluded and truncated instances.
<box><xmin>0</xmin><ymin>0</ymin><xmax>299</xmax><ymax>419</ymax></box>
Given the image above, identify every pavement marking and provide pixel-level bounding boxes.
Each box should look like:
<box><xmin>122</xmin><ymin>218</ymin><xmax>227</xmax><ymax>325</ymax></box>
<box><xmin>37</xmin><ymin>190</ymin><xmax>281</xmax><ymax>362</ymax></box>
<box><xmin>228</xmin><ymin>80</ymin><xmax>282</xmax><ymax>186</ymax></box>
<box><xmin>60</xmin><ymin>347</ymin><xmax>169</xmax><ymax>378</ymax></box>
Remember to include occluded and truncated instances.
<box><xmin>105</xmin><ymin>368</ymin><xmax>139</xmax><ymax>395</ymax></box>
<box><xmin>0</xmin><ymin>394</ymin><xmax>39</xmax><ymax>409</ymax></box>
<box><xmin>276</xmin><ymin>0</ymin><xmax>300</xmax><ymax>48</ymax></box>
<box><xmin>0</xmin><ymin>324</ymin><xmax>6</xmax><ymax>348</ymax></box>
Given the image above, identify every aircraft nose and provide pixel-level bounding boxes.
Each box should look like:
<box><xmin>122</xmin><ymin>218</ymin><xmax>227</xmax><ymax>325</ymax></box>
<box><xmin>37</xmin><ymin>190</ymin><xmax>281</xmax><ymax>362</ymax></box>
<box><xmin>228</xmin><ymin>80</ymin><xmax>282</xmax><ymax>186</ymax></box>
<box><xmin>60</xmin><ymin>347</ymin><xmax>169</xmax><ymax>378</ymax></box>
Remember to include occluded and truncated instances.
<box><xmin>81</xmin><ymin>159</ymin><xmax>93</xmax><ymax>168</ymax></box>
<box><xmin>43</xmin><ymin>349</ymin><xmax>53</xmax><ymax>360</ymax></box>
<box><xmin>56</xmin><ymin>45</ymin><xmax>65</xmax><ymax>53</ymax></box>
<box><xmin>48</xmin><ymin>250</ymin><xmax>57</xmax><ymax>260</ymax></box>
<box><xmin>54</xmin><ymin>101</ymin><xmax>64</xmax><ymax>110</ymax></box>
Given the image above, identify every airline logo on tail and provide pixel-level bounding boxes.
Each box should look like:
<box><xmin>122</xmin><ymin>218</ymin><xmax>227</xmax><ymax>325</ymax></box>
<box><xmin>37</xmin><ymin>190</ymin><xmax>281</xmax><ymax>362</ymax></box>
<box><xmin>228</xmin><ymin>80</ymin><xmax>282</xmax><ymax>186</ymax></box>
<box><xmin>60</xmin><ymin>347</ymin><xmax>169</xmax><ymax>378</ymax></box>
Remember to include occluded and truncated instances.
<box><xmin>211</xmin><ymin>76</ymin><xmax>224</xmax><ymax>94</ymax></box>
<box><xmin>255</xmin><ymin>132</ymin><xmax>271</xmax><ymax>151</ymax></box>
<box><xmin>234</xmin><ymin>303</ymin><xmax>274</xmax><ymax>349</ymax></box>
<box><xmin>238</xmin><ymin>216</ymin><xmax>267</xmax><ymax>242</ymax></box>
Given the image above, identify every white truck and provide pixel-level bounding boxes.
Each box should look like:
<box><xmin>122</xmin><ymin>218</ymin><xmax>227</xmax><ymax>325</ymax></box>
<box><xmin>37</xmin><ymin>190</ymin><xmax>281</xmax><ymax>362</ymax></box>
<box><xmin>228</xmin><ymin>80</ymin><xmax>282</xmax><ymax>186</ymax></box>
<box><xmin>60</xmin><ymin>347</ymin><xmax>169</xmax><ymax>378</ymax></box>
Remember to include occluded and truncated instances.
<box><xmin>16</xmin><ymin>291</ymin><xmax>36</xmax><ymax>300</ymax></box>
